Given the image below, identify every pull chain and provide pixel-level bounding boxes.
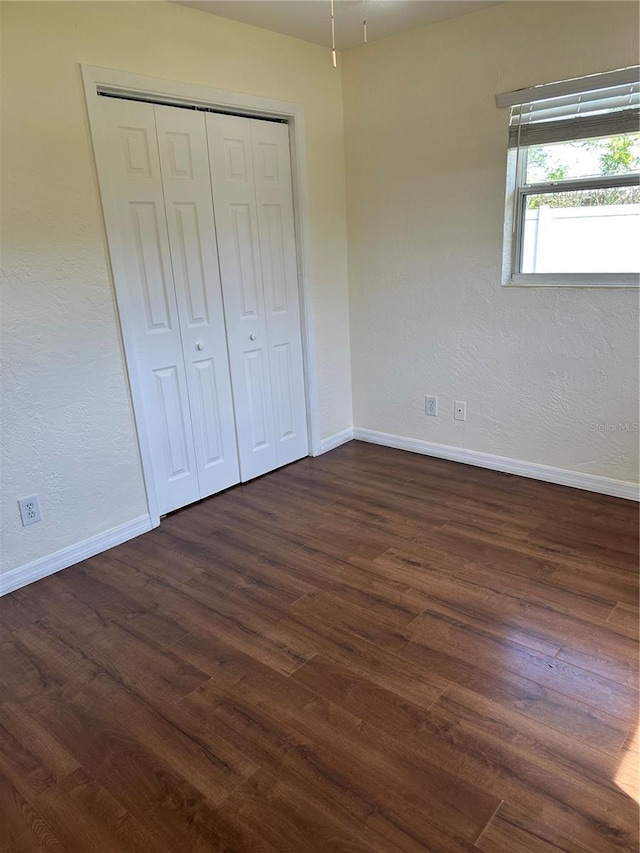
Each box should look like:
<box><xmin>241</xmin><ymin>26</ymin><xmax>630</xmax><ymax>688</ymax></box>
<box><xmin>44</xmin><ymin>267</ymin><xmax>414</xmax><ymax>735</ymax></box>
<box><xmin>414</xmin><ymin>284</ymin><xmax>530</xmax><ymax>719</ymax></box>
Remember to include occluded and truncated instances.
<box><xmin>330</xmin><ymin>0</ymin><xmax>337</xmax><ymax>67</ymax></box>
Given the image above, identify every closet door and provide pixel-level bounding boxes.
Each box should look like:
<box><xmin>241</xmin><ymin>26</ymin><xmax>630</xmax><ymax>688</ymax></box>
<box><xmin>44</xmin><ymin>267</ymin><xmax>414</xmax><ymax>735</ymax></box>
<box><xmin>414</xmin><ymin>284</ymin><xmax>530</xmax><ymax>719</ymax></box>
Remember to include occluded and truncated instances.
<box><xmin>206</xmin><ymin>114</ymin><xmax>278</xmax><ymax>481</ymax></box>
<box><xmin>154</xmin><ymin>105</ymin><xmax>240</xmax><ymax>498</ymax></box>
<box><xmin>206</xmin><ymin>113</ymin><xmax>308</xmax><ymax>481</ymax></box>
<box><xmin>93</xmin><ymin>97</ymin><xmax>200</xmax><ymax>514</ymax></box>
<box><xmin>251</xmin><ymin>119</ymin><xmax>308</xmax><ymax>467</ymax></box>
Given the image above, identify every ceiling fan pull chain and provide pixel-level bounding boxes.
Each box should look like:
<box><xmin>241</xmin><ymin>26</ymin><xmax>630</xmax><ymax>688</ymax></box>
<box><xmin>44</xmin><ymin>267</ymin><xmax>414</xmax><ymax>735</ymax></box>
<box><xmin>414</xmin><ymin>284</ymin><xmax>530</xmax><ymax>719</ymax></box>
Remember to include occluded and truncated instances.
<box><xmin>330</xmin><ymin>0</ymin><xmax>337</xmax><ymax>67</ymax></box>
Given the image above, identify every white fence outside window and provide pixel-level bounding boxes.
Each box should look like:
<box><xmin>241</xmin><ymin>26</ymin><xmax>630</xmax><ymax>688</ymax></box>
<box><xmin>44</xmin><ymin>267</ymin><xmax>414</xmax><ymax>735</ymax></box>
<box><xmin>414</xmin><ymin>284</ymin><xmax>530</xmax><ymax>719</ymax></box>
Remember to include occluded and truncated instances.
<box><xmin>522</xmin><ymin>204</ymin><xmax>640</xmax><ymax>274</ymax></box>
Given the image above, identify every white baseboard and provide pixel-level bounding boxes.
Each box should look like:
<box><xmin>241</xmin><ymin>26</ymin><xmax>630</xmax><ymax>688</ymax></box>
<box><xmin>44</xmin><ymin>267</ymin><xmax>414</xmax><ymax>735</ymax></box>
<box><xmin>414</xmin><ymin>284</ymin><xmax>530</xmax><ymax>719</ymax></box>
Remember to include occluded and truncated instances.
<box><xmin>0</xmin><ymin>514</ymin><xmax>153</xmax><ymax>597</ymax></box>
<box><xmin>319</xmin><ymin>428</ymin><xmax>354</xmax><ymax>454</ymax></box>
<box><xmin>353</xmin><ymin>428</ymin><xmax>640</xmax><ymax>501</ymax></box>
<box><xmin>3</xmin><ymin>429</ymin><xmax>635</xmax><ymax>598</ymax></box>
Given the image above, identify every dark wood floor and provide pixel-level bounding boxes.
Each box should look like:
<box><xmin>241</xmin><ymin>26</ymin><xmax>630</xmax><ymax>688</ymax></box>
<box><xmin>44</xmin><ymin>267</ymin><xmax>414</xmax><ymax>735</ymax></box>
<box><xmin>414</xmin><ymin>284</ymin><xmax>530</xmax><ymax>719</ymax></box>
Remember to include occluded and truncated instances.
<box><xmin>1</xmin><ymin>441</ymin><xmax>638</xmax><ymax>852</ymax></box>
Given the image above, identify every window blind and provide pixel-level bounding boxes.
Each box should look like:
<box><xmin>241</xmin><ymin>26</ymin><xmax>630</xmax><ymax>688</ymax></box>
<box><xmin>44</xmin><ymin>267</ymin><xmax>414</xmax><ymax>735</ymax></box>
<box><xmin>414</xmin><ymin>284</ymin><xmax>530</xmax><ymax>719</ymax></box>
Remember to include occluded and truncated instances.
<box><xmin>499</xmin><ymin>67</ymin><xmax>640</xmax><ymax>149</ymax></box>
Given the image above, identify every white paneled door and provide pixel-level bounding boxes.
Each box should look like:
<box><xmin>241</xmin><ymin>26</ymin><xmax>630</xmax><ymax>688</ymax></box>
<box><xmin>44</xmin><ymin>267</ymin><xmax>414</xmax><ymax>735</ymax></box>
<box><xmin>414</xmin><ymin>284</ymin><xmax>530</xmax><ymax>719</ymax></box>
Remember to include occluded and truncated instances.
<box><xmin>154</xmin><ymin>105</ymin><xmax>240</xmax><ymax>499</ymax></box>
<box><xmin>251</xmin><ymin>119</ymin><xmax>309</xmax><ymax>469</ymax></box>
<box><xmin>92</xmin><ymin>95</ymin><xmax>307</xmax><ymax>515</ymax></box>
<box><xmin>207</xmin><ymin>114</ymin><xmax>308</xmax><ymax>481</ymax></box>
<box><xmin>94</xmin><ymin>97</ymin><xmax>204</xmax><ymax>514</ymax></box>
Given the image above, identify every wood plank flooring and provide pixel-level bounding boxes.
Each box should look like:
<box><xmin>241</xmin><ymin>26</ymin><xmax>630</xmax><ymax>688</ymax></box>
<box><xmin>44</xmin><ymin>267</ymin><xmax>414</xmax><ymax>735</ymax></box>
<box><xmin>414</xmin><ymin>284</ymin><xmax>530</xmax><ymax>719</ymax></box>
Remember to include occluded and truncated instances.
<box><xmin>1</xmin><ymin>441</ymin><xmax>638</xmax><ymax>852</ymax></box>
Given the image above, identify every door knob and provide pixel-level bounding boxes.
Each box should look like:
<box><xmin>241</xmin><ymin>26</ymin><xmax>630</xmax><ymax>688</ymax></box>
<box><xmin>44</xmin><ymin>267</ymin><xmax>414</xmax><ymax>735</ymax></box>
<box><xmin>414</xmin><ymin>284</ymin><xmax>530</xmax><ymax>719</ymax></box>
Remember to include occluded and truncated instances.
<box><xmin>249</xmin><ymin>333</ymin><xmax>257</xmax><ymax>341</ymax></box>
<box><xmin>196</xmin><ymin>342</ymin><xmax>204</xmax><ymax>351</ymax></box>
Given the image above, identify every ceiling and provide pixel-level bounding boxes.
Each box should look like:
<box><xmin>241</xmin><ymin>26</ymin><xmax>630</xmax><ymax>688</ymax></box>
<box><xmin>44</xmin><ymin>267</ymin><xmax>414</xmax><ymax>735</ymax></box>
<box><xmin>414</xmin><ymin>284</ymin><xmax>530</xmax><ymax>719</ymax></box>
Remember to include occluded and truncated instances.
<box><xmin>175</xmin><ymin>0</ymin><xmax>503</xmax><ymax>51</ymax></box>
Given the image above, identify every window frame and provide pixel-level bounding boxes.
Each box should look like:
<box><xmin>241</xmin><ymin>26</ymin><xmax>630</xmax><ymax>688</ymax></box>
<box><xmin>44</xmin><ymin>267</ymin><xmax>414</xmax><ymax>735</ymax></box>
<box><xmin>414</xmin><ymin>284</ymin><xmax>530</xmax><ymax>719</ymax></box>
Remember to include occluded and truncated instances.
<box><xmin>504</xmin><ymin>155</ymin><xmax>640</xmax><ymax>288</ymax></box>
<box><xmin>499</xmin><ymin>68</ymin><xmax>640</xmax><ymax>289</ymax></box>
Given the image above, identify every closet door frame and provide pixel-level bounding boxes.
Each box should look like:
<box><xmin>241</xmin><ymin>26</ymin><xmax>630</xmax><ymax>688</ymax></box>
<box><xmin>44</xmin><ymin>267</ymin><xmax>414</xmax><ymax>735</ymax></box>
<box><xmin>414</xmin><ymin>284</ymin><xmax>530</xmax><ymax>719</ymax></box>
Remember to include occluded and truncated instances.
<box><xmin>82</xmin><ymin>64</ymin><xmax>321</xmax><ymax>528</ymax></box>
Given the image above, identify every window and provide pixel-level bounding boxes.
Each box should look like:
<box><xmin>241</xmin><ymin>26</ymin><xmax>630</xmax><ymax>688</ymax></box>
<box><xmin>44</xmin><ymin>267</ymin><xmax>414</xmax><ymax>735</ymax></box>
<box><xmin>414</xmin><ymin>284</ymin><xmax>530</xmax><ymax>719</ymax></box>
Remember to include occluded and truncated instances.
<box><xmin>498</xmin><ymin>67</ymin><xmax>640</xmax><ymax>287</ymax></box>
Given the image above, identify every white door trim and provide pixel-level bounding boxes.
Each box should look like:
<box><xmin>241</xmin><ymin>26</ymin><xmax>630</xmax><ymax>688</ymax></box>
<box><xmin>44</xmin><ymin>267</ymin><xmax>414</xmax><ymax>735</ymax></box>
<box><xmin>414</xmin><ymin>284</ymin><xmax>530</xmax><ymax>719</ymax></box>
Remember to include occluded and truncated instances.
<box><xmin>81</xmin><ymin>64</ymin><xmax>322</xmax><ymax>527</ymax></box>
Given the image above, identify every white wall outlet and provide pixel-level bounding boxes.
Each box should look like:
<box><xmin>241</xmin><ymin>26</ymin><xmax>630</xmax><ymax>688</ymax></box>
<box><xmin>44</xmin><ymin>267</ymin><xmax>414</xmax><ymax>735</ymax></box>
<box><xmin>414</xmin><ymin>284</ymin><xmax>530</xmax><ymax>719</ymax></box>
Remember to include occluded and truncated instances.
<box><xmin>425</xmin><ymin>396</ymin><xmax>438</xmax><ymax>416</ymax></box>
<box><xmin>454</xmin><ymin>401</ymin><xmax>466</xmax><ymax>421</ymax></box>
<box><xmin>18</xmin><ymin>495</ymin><xmax>42</xmax><ymax>527</ymax></box>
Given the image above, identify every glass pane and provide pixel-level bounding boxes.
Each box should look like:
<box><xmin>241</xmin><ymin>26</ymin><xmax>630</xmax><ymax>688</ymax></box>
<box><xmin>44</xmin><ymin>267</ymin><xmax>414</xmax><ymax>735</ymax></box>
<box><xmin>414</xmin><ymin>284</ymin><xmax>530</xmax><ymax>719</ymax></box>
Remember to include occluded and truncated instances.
<box><xmin>521</xmin><ymin>186</ymin><xmax>640</xmax><ymax>274</ymax></box>
<box><xmin>525</xmin><ymin>133</ymin><xmax>640</xmax><ymax>184</ymax></box>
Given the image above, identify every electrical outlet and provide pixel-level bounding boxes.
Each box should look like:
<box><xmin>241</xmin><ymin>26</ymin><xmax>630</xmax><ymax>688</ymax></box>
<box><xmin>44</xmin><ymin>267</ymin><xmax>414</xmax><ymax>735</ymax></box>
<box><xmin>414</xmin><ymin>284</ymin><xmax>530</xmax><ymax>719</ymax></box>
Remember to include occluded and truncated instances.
<box><xmin>18</xmin><ymin>495</ymin><xmax>42</xmax><ymax>527</ymax></box>
<box><xmin>454</xmin><ymin>401</ymin><xmax>466</xmax><ymax>421</ymax></box>
<box><xmin>425</xmin><ymin>396</ymin><xmax>438</xmax><ymax>417</ymax></box>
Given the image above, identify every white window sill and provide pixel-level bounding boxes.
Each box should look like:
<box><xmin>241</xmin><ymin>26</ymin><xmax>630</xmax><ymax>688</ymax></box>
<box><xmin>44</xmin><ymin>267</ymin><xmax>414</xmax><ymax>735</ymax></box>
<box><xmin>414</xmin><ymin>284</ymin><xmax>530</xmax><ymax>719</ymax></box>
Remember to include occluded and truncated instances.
<box><xmin>504</xmin><ymin>273</ymin><xmax>640</xmax><ymax>288</ymax></box>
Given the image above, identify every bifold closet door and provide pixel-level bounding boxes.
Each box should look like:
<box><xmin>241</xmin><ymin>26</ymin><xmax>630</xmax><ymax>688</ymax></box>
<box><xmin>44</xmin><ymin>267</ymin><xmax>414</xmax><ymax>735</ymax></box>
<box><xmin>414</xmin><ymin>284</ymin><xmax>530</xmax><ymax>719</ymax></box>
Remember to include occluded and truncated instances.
<box><xmin>206</xmin><ymin>113</ymin><xmax>309</xmax><ymax>482</ymax></box>
<box><xmin>154</xmin><ymin>105</ymin><xmax>240</xmax><ymax>500</ymax></box>
<box><xmin>93</xmin><ymin>96</ymin><xmax>239</xmax><ymax>515</ymax></box>
<box><xmin>94</xmin><ymin>97</ymin><xmax>201</xmax><ymax>514</ymax></box>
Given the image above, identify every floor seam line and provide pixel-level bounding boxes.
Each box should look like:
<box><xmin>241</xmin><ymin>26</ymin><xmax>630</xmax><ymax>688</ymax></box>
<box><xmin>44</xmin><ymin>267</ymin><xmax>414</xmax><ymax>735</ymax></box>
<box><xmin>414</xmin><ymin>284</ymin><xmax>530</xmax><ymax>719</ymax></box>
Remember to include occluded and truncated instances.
<box><xmin>473</xmin><ymin>799</ymin><xmax>504</xmax><ymax>848</ymax></box>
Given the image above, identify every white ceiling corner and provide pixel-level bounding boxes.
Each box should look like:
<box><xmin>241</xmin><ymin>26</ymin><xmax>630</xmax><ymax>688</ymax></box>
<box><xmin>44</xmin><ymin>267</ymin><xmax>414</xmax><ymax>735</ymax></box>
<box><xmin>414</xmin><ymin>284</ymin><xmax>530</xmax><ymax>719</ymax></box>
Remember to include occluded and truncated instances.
<box><xmin>174</xmin><ymin>0</ymin><xmax>504</xmax><ymax>52</ymax></box>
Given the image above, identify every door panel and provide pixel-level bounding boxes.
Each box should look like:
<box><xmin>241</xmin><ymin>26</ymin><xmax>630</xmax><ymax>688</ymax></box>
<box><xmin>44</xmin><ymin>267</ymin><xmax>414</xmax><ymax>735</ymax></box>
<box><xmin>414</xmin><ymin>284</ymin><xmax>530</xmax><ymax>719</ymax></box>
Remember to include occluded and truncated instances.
<box><xmin>244</xmin><ymin>349</ymin><xmax>270</xmax><ymax>449</ymax></box>
<box><xmin>229</xmin><ymin>204</ymin><xmax>261</xmax><ymax>317</ymax></box>
<box><xmin>193</xmin><ymin>357</ymin><xmax>225</xmax><ymax>466</ymax></box>
<box><xmin>250</xmin><ymin>119</ymin><xmax>308</xmax><ymax>463</ymax></box>
<box><xmin>261</xmin><ymin>204</ymin><xmax>288</xmax><ymax>312</ymax></box>
<box><xmin>155</xmin><ymin>105</ymin><xmax>240</xmax><ymax>497</ymax></box>
<box><xmin>95</xmin><ymin>97</ymin><xmax>200</xmax><ymax>514</ymax></box>
<box><xmin>153</xmin><ymin>366</ymin><xmax>192</xmax><ymax>480</ymax></box>
<box><xmin>172</xmin><ymin>203</ymin><xmax>209</xmax><ymax>324</ymax></box>
<box><xmin>129</xmin><ymin>202</ymin><xmax>174</xmax><ymax>331</ymax></box>
<box><xmin>206</xmin><ymin>113</ymin><xmax>278</xmax><ymax>481</ymax></box>
<box><xmin>272</xmin><ymin>343</ymin><xmax>295</xmax><ymax>439</ymax></box>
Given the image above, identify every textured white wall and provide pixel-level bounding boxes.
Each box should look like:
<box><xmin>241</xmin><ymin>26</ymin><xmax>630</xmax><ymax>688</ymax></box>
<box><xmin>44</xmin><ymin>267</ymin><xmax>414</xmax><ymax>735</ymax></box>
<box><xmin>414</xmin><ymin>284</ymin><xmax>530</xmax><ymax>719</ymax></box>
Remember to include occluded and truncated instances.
<box><xmin>1</xmin><ymin>1</ymin><xmax>352</xmax><ymax>575</ymax></box>
<box><xmin>342</xmin><ymin>1</ymin><xmax>639</xmax><ymax>482</ymax></box>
